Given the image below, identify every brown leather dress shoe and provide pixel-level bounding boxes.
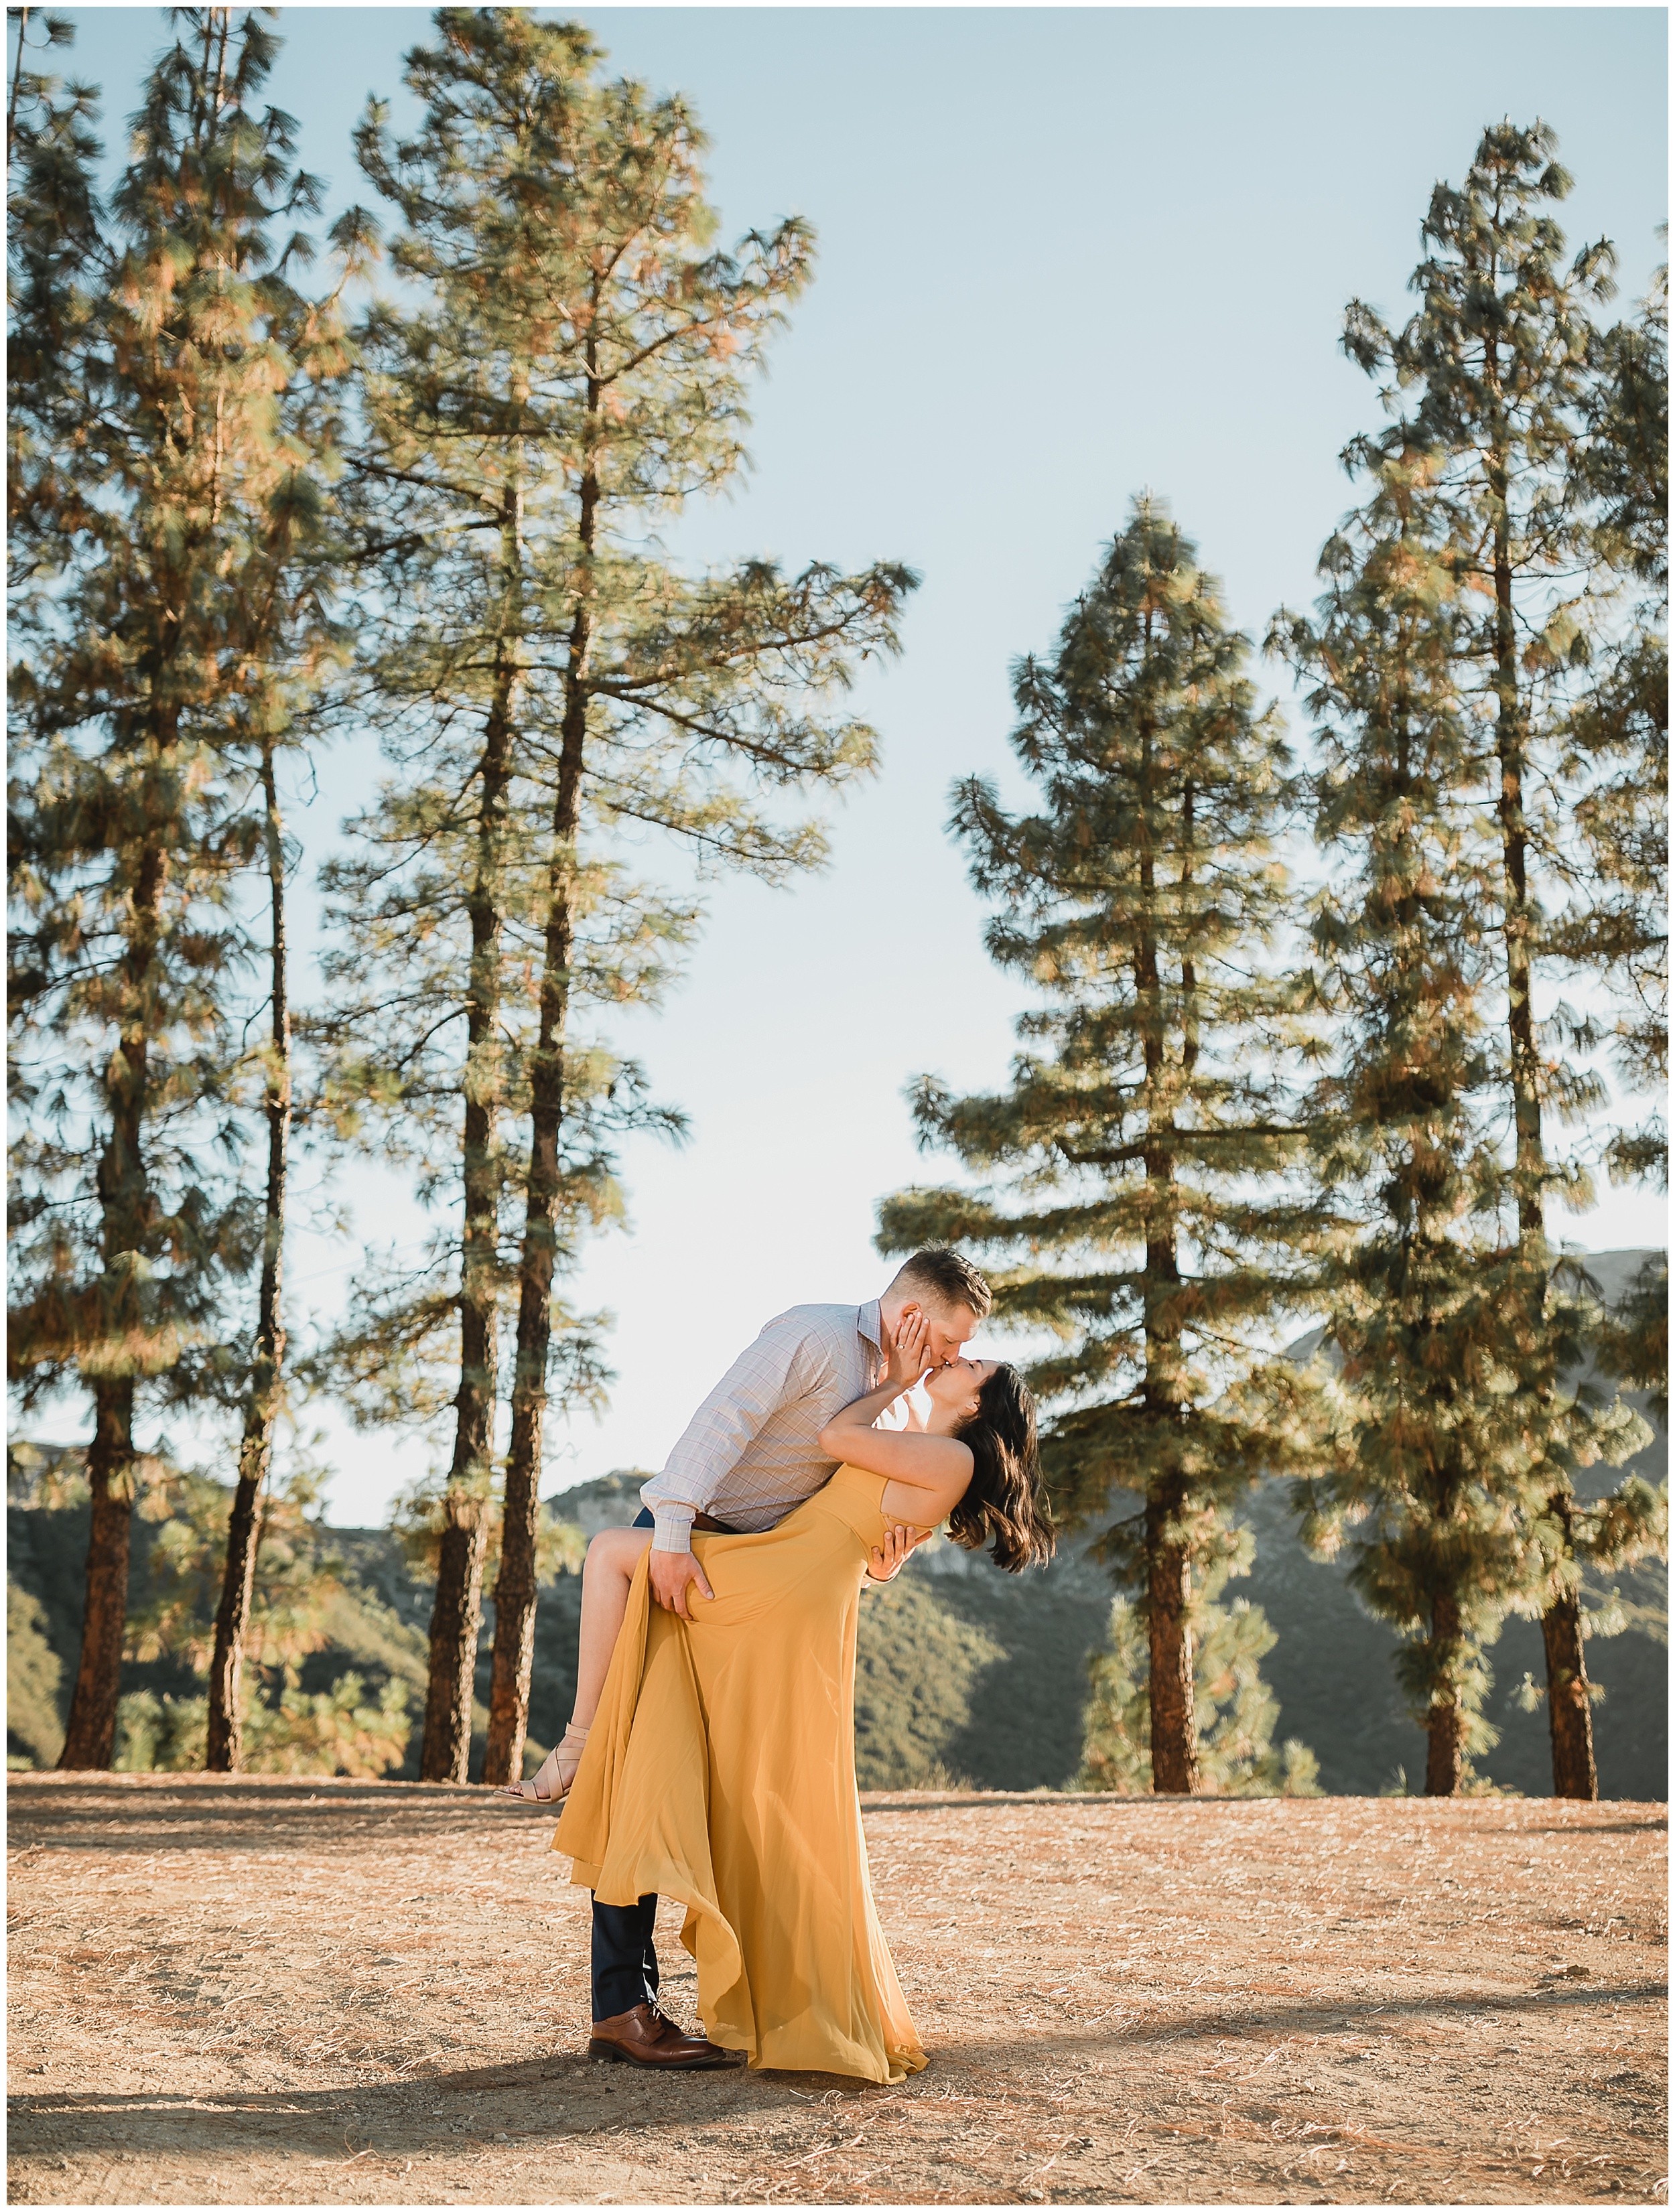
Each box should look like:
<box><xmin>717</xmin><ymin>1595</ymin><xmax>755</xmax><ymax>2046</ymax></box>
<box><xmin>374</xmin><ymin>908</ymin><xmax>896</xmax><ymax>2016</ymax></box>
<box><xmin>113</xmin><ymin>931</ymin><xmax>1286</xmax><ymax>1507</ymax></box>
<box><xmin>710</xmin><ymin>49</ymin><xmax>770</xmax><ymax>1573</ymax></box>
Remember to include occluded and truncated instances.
<box><xmin>588</xmin><ymin>2002</ymin><xmax>739</xmax><ymax>2069</ymax></box>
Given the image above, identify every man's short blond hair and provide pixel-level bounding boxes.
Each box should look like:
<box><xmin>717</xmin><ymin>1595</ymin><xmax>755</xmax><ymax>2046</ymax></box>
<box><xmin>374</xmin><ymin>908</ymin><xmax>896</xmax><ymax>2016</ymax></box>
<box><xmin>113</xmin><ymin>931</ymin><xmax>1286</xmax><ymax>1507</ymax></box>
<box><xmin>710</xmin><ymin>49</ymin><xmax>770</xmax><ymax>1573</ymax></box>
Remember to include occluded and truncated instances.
<box><xmin>886</xmin><ymin>1249</ymin><xmax>992</xmax><ymax>1321</ymax></box>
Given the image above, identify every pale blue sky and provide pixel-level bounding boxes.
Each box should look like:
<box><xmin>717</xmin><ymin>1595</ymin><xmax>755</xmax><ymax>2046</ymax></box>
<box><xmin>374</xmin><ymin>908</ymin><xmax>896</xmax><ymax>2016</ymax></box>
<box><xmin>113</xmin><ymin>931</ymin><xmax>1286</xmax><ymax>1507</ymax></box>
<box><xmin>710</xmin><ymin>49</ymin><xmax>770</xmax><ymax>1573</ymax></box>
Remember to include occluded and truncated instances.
<box><xmin>48</xmin><ymin>6</ymin><xmax>1672</xmax><ymax>1523</ymax></box>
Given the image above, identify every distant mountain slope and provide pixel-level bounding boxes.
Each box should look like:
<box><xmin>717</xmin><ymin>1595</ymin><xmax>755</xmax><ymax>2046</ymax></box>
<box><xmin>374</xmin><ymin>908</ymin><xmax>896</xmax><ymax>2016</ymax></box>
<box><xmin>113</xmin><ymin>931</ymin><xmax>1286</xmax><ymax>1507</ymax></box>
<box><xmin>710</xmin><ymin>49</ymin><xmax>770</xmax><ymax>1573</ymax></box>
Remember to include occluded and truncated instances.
<box><xmin>9</xmin><ymin>1253</ymin><xmax>1664</xmax><ymax>1794</ymax></box>
<box><xmin>5</xmin><ymin>1496</ymin><xmax>444</xmax><ymax>1775</ymax></box>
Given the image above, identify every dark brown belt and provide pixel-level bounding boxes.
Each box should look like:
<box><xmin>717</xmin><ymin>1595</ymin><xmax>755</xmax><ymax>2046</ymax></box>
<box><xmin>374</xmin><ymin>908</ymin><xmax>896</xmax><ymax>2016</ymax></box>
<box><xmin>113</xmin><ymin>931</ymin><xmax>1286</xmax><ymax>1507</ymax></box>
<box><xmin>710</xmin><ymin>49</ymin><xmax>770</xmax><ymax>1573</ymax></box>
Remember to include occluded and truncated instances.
<box><xmin>690</xmin><ymin>1511</ymin><xmax>740</xmax><ymax>1535</ymax></box>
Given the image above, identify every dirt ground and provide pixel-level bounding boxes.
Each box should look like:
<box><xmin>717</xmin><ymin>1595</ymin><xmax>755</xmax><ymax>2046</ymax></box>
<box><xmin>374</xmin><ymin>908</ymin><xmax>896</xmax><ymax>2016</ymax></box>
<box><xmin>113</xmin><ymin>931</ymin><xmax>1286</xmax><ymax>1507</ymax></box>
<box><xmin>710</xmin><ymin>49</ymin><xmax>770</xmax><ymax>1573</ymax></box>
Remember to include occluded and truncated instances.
<box><xmin>5</xmin><ymin>1775</ymin><xmax>1666</xmax><ymax>2207</ymax></box>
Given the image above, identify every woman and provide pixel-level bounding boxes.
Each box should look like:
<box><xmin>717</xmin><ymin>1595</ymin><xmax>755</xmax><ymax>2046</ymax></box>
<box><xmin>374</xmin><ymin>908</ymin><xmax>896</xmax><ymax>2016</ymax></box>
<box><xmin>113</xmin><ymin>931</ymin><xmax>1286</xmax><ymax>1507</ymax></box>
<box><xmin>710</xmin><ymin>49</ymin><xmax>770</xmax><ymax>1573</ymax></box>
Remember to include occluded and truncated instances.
<box><xmin>549</xmin><ymin>1312</ymin><xmax>1054</xmax><ymax>2080</ymax></box>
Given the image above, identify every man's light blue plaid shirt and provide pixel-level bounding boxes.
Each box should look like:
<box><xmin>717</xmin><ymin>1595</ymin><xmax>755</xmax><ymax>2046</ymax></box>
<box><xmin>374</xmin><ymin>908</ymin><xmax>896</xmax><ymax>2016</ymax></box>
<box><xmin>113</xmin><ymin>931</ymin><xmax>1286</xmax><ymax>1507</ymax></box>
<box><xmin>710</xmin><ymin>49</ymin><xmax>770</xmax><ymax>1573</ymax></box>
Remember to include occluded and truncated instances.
<box><xmin>639</xmin><ymin>1300</ymin><xmax>885</xmax><ymax>1553</ymax></box>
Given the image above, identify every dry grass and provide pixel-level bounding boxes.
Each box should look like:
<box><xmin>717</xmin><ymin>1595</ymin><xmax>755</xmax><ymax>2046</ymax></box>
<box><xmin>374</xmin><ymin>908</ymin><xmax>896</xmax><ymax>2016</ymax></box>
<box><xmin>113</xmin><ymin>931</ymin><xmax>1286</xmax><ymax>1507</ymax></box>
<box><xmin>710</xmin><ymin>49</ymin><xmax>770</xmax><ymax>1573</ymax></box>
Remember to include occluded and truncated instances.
<box><xmin>6</xmin><ymin>1774</ymin><xmax>1666</xmax><ymax>2205</ymax></box>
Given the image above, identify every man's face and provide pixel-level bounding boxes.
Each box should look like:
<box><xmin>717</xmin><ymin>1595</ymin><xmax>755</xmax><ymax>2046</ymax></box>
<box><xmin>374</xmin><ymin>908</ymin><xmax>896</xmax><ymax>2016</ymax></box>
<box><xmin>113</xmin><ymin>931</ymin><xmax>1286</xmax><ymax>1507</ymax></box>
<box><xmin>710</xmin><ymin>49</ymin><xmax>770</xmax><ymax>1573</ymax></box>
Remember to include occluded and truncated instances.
<box><xmin>902</xmin><ymin>1300</ymin><xmax>979</xmax><ymax>1369</ymax></box>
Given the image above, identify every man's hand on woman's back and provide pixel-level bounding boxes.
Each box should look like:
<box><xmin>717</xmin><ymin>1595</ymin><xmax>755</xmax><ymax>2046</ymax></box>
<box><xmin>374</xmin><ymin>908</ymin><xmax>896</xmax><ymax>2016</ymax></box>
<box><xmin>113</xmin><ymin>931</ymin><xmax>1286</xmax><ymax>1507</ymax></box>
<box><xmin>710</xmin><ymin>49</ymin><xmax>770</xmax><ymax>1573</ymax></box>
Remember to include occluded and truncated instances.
<box><xmin>865</xmin><ymin>1522</ymin><xmax>933</xmax><ymax>1584</ymax></box>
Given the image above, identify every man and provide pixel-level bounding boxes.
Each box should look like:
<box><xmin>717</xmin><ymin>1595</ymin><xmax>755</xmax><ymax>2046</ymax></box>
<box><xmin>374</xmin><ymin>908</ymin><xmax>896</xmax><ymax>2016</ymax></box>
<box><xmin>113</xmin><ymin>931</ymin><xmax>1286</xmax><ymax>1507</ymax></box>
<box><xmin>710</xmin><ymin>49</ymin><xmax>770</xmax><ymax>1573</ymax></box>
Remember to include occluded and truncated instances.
<box><xmin>586</xmin><ymin>1247</ymin><xmax>991</xmax><ymax>2070</ymax></box>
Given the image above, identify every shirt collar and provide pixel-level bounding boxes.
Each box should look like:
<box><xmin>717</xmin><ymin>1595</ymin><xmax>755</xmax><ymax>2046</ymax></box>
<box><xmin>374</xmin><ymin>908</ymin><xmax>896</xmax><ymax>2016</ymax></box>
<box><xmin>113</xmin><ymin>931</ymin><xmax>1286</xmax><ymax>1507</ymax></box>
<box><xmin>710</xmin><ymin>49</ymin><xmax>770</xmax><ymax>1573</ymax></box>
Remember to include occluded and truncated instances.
<box><xmin>858</xmin><ymin>1298</ymin><xmax>884</xmax><ymax>1353</ymax></box>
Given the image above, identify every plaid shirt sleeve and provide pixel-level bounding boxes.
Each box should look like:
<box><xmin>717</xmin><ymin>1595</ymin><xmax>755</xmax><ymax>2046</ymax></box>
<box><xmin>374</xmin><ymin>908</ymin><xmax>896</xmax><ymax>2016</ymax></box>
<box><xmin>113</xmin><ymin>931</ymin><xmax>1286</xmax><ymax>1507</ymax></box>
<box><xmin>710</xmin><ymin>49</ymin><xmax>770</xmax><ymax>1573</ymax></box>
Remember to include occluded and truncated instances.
<box><xmin>639</xmin><ymin>1314</ymin><xmax>829</xmax><ymax>1554</ymax></box>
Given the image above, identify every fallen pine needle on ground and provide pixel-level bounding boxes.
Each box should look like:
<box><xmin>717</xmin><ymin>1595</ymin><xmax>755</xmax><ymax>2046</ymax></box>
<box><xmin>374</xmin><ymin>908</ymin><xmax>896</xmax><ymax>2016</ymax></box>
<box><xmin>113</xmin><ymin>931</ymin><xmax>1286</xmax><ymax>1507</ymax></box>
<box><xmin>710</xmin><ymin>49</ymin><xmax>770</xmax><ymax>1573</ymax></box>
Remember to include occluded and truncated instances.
<box><xmin>6</xmin><ymin>1775</ymin><xmax>1666</xmax><ymax>2205</ymax></box>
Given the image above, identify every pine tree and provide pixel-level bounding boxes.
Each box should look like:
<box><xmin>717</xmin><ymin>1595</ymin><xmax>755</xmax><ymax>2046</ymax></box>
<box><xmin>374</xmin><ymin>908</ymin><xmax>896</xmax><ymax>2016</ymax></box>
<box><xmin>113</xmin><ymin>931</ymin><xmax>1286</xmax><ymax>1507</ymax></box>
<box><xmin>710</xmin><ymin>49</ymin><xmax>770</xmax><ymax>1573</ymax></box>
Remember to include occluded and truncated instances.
<box><xmin>329</xmin><ymin>11</ymin><xmax>915</xmax><ymax>1783</ymax></box>
<box><xmin>1342</xmin><ymin>123</ymin><xmax>1615</xmax><ymax>1238</ymax></box>
<box><xmin>880</xmin><ymin>498</ymin><xmax>1323</xmax><ymax>1795</ymax></box>
<box><xmin>132</xmin><ymin>1460</ymin><xmax>343</xmax><ymax>1690</ymax></box>
<box><xmin>1566</xmin><ymin>254</ymin><xmax>1668</xmax><ymax>1429</ymax></box>
<box><xmin>1340</xmin><ymin>125</ymin><xmax>1657</xmax><ymax>1796</ymax></box>
<box><xmin>1593</xmin><ymin>1259</ymin><xmax>1668</xmax><ymax>1432</ymax></box>
<box><xmin>7</xmin><ymin>11</ymin><xmax>332</xmax><ymax>1768</ymax></box>
<box><xmin>196</xmin><ymin>76</ymin><xmax>362</xmax><ymax>1779</ymax></box>
<box><xmin>206</xmin><ymin>688</ymin><xmax>345</xmax><ymax>1771</ymax></box>
<box><xmin>1275</xmin><ymin>446</ymin><xmax>1645</xmax><ymax>1795</ymax></box>
<box><xmin>1544</xmin><ymin>251</ymin><xmax>1670</xmax><ymax>1779</ymax></box>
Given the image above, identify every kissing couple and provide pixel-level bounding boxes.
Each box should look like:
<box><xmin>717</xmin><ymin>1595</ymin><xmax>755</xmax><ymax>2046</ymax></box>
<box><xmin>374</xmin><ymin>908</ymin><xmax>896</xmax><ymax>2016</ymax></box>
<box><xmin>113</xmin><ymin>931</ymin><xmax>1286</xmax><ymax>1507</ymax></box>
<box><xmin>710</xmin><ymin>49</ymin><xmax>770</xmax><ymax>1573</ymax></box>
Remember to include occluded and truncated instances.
<box><xmin>509</xmin><ymin>1248</ymin><xmax>1055</xmax><ymax>2082</ymax></box>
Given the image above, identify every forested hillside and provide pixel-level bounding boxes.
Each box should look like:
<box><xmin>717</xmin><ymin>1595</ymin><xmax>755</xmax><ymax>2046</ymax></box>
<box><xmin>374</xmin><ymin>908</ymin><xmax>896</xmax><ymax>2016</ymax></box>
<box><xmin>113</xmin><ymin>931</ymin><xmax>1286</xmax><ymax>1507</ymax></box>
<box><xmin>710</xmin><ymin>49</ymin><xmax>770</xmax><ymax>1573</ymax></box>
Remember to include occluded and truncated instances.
<box><xmin>11</xmin><ymin>1259</ymin><xmax>1664</xmax><ymax>1795</ymax></box>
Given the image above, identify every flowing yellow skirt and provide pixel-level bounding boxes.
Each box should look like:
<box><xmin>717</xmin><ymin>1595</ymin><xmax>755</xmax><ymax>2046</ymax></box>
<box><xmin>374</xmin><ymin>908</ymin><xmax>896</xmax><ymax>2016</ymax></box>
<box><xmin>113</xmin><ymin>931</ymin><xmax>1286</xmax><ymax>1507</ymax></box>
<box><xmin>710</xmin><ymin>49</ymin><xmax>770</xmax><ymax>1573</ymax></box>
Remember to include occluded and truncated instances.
<box><xmin>554</xmin><ymin>1464</ymin><xmax>927</xmax><ymax>2082</ymax></box>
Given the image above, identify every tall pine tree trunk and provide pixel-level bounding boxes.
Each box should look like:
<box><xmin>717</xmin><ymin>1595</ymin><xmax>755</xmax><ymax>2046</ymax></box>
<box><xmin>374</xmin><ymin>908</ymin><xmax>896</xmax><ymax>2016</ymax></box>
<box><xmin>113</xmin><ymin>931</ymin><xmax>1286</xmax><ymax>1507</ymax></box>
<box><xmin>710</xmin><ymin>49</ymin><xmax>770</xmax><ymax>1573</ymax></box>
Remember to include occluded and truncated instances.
<box><xmin>7</xmin><ymin>7</ymin><xmax>31</xmax><ymax>166</ymax></box>
<box><xmin>1146</xmin><ymin>1476</ymin><xmax>1198</xmax><ymax>1794</ymax></box>
<box><xmin>423</xmin><ymin>1501</ymin><xmax>490</xmax><ymax>1781</ymax></box>
<box><xmin>1149</xmin><ymin>786</ymin><xmax>1201</xmax><ymax>1796</ymax></box>
<box><xmin>206</xmin><ymin>742</ymin><xmax>290</xmax><ymax>1771</ymax></box>
<box><xmin>1490</xmin><ymin>467</ymin><xmax>1546</xmax><ymax>1247</ymax></box>
<box><xmin>421</xmin><ymin>1066</ymin><xmax>499</xmax><ymax>1783</ymax></box>
<box><xmin>1424</xmin><ymin>1589</ymin><xmax>1467</xmax><ymax>1795</ymax></box>
<box><xmin>420</xmin><ymin>641</ymin><xmax>515</xmax><ymax>1784</ymax></box>
<box><xmin>59</xmin><ymin>834</ymin><xmax>164</xmax><ymax>1769</ymax></box>
<box><xmin>1541</xmin><ymin>1486</ymin><xmax>1599</xmax><ymax>1798</ymax></box>
<box><xmin>1134</xmin><ymin>661</ymin><xmax>1199</xmax><ymax>1797</ymax></box>
<box><xmin>483</xmin><ymin>437</ymin><xmax>598</xmax><ymax>1786</ymax></box>
<box><xmin>482</xmin><ymin>723</ymin><xmax>583</xmax><ymax>1783</ymax></box>
<box><xmin>1542</xmin><ymin>1589</ymin><xmax>1598</xmax><ymax>1798</ymax></box>
<box><xmin>1142</xmin><ymin>1180</ymin><xmax>1197</xmax><ymax>1795</ymax></box>
<box><xmin>59</xmin><ymin>1380</ymin><xmax>136</xmax><ymax>1767</ymax></box>
<box><xmin>1487</xmin><ymin>423</ymin><xmax>1601</xmax><ymax>1801</ymax></box>
<box><xmin>63</xmin><ymin>857</ymin><xmax>157</xmax><ymax>1771</ymax></box>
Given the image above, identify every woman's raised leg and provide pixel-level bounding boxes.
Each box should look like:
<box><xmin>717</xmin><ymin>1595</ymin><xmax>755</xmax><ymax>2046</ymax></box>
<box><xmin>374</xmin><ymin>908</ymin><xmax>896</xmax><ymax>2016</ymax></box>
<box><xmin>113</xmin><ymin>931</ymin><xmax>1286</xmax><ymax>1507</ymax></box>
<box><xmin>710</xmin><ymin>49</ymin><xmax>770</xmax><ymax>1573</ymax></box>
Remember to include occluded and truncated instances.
<box><xmin>502</xmin><ymin>1525</ymin><xmax>653</xmax><ymax>1801</ymax></box>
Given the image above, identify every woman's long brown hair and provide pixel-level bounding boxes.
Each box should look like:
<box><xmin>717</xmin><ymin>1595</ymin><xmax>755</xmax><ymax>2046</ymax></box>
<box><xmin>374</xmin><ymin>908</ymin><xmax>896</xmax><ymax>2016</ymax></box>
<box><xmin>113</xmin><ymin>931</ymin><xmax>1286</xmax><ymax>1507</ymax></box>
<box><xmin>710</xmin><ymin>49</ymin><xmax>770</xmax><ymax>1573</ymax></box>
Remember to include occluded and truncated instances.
<box><xmin>949</xmin><ymin>1364</ymin><xmax>1055</xmax><ymax>1572</ymax></box>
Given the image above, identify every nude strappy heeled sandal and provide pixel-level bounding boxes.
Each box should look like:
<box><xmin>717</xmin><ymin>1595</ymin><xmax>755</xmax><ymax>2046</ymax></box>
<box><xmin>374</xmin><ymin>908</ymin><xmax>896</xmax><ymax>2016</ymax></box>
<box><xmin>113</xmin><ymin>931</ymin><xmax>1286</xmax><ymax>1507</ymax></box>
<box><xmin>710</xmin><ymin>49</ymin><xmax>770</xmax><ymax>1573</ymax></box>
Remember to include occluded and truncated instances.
<box><xmin>502</xmin><ymin>1722</ymin><xmax>588</xmax><ymax>1803</ymax></box>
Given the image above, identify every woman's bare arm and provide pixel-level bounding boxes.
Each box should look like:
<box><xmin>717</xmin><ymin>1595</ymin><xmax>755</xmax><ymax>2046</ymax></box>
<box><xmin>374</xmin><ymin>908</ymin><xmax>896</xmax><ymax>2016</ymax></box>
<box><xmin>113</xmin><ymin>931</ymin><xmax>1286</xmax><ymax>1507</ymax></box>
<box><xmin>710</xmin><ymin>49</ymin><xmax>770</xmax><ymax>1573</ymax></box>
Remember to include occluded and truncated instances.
<box><xmin>822</xmin><ymin>1416</ymin><xmax>974</xmax><ymax>1493</ymax></box>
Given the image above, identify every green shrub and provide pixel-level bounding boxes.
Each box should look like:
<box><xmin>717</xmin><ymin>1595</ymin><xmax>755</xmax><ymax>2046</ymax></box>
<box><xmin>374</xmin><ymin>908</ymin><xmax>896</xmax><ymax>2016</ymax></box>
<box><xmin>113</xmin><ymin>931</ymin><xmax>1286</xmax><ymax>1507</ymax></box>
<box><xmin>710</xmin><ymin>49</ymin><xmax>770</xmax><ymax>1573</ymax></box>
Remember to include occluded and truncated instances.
<box><xmin>7</xmin><ymin>1581</ymin><xmax>65</xmax><ymax>1768</ymax></box>
<box><xmin>115</xmin><ymin>1672</ymin><xmax>411</xmax><ymax>1778</ymax></box>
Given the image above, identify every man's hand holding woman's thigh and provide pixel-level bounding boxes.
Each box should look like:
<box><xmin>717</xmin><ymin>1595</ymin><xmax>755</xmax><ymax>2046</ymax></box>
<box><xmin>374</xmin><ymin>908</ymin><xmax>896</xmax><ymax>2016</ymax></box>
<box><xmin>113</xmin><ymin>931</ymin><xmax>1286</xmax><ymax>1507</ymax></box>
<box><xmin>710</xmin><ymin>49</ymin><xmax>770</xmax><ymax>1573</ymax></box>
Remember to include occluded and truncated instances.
<box><xmin>649</xmin><ymin>1548</ymin><xmax>714</xmax><ymax>1620</ymax></box>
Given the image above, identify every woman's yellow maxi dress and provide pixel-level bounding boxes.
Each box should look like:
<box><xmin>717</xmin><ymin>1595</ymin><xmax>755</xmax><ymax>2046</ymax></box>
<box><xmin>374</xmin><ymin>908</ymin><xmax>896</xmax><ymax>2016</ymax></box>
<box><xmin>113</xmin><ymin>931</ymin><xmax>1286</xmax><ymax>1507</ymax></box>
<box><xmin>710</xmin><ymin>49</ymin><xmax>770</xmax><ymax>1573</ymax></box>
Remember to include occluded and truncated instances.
<box><xmin>553</xmin><ymin>1464</ymin><xmax>927</xmax><ymax>2083</ymax></box>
